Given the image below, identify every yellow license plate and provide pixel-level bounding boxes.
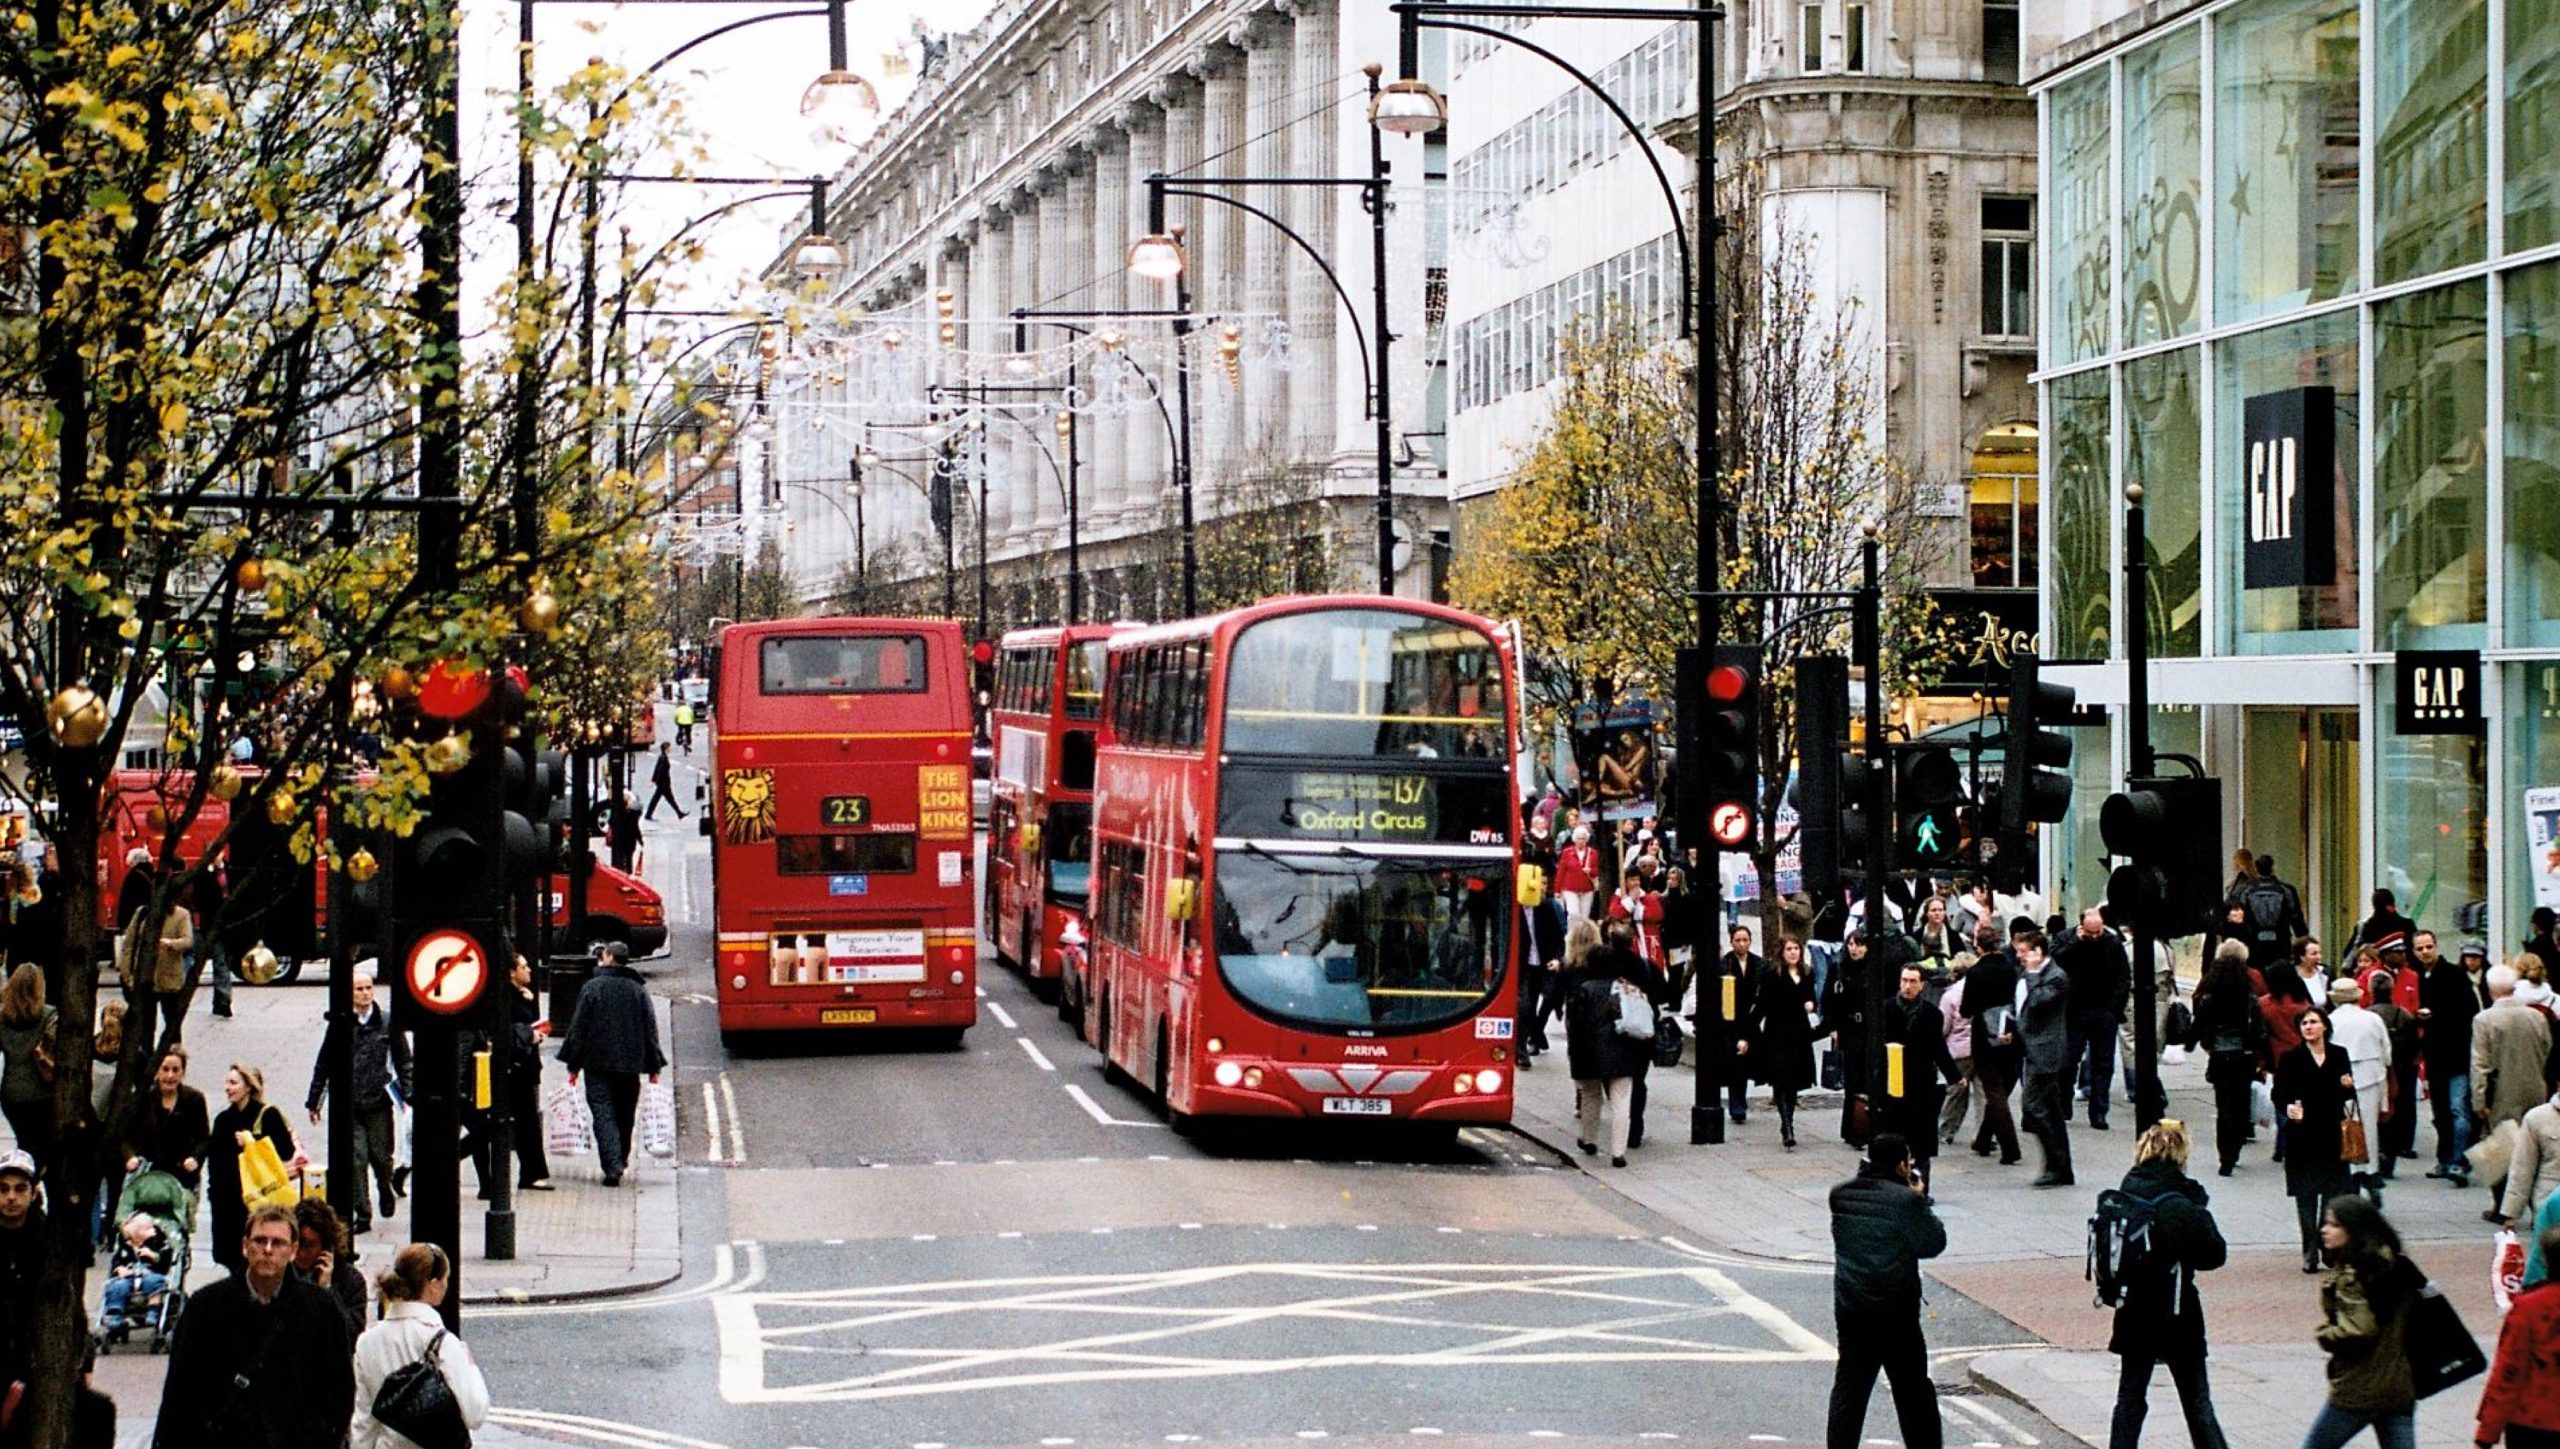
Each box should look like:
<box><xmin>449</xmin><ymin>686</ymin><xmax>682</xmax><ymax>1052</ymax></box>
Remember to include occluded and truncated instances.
<box><xmin>820</xmin><ymin>1008</ymin><xmax>878</xmax><ymax>1025</ymax></box>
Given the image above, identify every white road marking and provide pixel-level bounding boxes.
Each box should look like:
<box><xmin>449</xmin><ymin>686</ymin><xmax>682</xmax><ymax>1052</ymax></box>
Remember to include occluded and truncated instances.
<box><xmin>1062</xmin><ymin>1083</ymin><xmax>1167</xmax><ymax>1128</ymax></box>
<box><xmin>709</xmin><ymin>1259</ymin><xmax>1834</xmax><ymax>1405</ymax></box>
<box><xmin>986</xmin><ymin>999</ymin><xmax>1019</xmax><ymax>1030</ymax></box>
<box><xmin>1017</xmin><ymin>1037</ymin><xmax>1057</xmax><ymax>1072</ymax></box>
<box><xmin>719</xmin><ymin>1073</ymin><xmax>748</xmax><ymax>1162</ymax></box>
<box><xmin>701</xmin><ymin>1083</ymin><xmax>722</xmax><ymax>1166</ymax></box>
<box><xmin>489</xmin><ymin>1408</ymin><xmax>731</xmax><ymax>1448</ymax></box>
<box><xmin>1944</xmin><ymin>1395</ymin><xmax>2038</xmax><ymax>1446</ymax></box>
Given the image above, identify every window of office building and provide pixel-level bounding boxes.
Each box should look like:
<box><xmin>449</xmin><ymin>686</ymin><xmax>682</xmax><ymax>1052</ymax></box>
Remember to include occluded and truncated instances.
<box><xmin>1984</xmin><ymin>0</ymin><xmax>2021</xmax><ymax>85</ymax></box>
<box><xmin>2214</xmin><ymin>0</ymin><xmax>2359</xmax><ymax>326</ymax></box>
<box><xmin>1969</xmin><ymin>422</ymin><xmax>2039</xmax><ymax>588</ymax></box>
<box><xmin>2049</xmin><ymin>69</ymin><xmax>2112</xmax><ymax>364</ymax></box>
<box><xmin>1981</xmin><ymin>196</ymin><xmax>2033</xmax><ymax>339</ymax></box>
<box><xmin>2509</xmin><ymin>260</ymin><xmax>2560</xmax><ymax>648</ymax></box>
<box><xmin>2126</xmin><ymin>347</ymin><xmax>2203</xmax><ymax>657</ymax></box>
<box><xmin>2379</xmin><ymin>666</ymin><xmax>2489</xmax><ymax>946</ymax></box>
<box><xmin>2375</xmin><ymin>280</ymin><xmax>2489</xmax><ymax>646</ymax></box>
<box><xmin>2216</xmin><ymin>310</ymin><xmax>2359</xmax><ymax>653</ymax></box>
<box><xmin>2049</xmin><ymin>369</ymin><xmax>2112</xmax><ymax>660</ymax></box>
<box><xmin>2511</xmin><ymin>659</ymin><xmax>2560</xmax><ymax>934</ymax></box>
<box><xmin>1842</xmin><ymin>4</ymin><xmax>1868</xmax><ymax>72</ymax></box>
<box><xmin>2374</xmin><ymin>0</ymin><xmax>2488</xmax><ymax>285</ymax></box>
<box><xmin>1801</xmin><ymin>2</ymin><xmax>1824</xmax><ymax>73</ymax></box>
<box><xmin>2122</xmin><ymin>26</ymin><xmax>2204</xmax><ymax>343</ymax></box>
<box><xmin>2513</xmin><ymin>0</ymin><xmax>2560</xmax><ymax>252</ymax></box>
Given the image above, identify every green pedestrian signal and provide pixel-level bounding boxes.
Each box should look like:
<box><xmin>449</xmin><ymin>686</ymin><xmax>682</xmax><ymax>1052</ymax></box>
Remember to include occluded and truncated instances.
<box><xmin>1894</xmin><ymin>745</ymin><xmax>1965</xmax><ymax>872</ymax></box>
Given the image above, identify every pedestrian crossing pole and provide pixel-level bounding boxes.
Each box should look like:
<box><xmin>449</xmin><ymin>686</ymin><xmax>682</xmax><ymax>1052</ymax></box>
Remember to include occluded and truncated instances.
<box><xmin>2124</xmin><ymin>484</ymin><xmax>2162</xmax><ymax>1133</ymax></box>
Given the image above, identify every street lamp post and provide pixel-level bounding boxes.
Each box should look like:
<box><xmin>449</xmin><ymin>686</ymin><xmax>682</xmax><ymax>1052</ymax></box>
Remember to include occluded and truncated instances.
<box><xmin>1381</xmin><ymin>0</ymin><xmax>1727</xmax><ymax>1145</ymax></box>
<box><xmin>1009</xmin><ymin>312</ymin><xmax>1192</xmax><ymax>615</ymax></box>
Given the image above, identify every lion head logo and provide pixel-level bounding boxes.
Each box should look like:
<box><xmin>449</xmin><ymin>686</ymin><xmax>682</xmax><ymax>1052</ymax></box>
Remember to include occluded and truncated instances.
<box><xmin>722</xmin><ymin>768</ymin><xmax>778</xmax><ymax>845</ymax></box>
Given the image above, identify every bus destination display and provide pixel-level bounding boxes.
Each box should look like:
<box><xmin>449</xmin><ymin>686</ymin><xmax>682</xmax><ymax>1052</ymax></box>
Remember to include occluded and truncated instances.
<box><xmin>1221</xmin><ymin>766</ymin><xmax>1508</xmax><ymax>846</ymax></box>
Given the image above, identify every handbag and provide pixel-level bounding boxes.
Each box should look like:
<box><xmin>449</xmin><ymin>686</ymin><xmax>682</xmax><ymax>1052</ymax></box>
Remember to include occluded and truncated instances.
<box><xmin>2493</xmin><ymin>1228</ymin><xmax>2527</xmax><ymax>1314</ymax></box>
<box><xmin>2163</xmin><ymin>1000</ymin><xmax>2195</xmax><ymax>1050</ymax></box>
<box><xmin>238</xmin><ymin>1124</ymin><xmax>297</xmax><ymax>1212</ymax></box>
<box><xmin>2404</xmin><ymin>1279</ymin><xmax>2487</xmax><ymax>1399</ymax></box>
<box><xmin>1840</xmin><ymin>1093</ymin><xmax>1872</xmax><ymax>1148</ymax></box>
<box><xmin>1613</xmin><ymin>984</ymin><xmax>1655</xmax><ymax>1040</ymax></box>
<box><xmin>2338</xmin><ymin>1094</ymin><xmax>2369</xmax><ymax>1165</ymax></box>
<box><xmin>1650</xmin><ymin>1014</ymin><xmax>1683</xmax><ymax>1069</ymax></box>
<box><xmin>372</xmin><ymin>1329</ymin><xmax>472</xmax><ymax>1449</ymax></box>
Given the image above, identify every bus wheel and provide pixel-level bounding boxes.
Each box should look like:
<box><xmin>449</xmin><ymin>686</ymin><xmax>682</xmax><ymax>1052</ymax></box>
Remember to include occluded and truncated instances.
<box><xmin>933</xmin><ymin>1028</ymin><xmax>968</xmax><ymax>1052</ymax></box>
<box><xmin>1057</xmin><ymin>967</ymin><xmax>1081</xmax><ymax>1028</ymax></box>
<box><xmin>272</xmin><ymin>956</ymin><xmax>303</xmax><ymax>986</ymax></box>
<box><xmin>1098</xmin><ymin>994</ymin><xmax>1132</xmax><ymax>1088</ymax></box>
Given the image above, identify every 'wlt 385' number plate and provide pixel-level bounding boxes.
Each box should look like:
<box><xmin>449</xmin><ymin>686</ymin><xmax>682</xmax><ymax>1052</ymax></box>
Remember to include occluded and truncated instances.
<box><xmin>1321</xmin><ymin>1097</ymin><xmax>1393</xmax><ymax>1116</ymax></box>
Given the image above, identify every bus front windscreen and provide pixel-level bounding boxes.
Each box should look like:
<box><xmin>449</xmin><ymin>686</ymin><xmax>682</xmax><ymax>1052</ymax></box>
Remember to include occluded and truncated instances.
<box><xmin>1222</xmin><ymin>610</ymin><xmax>1505</xmax><ymax>759</ymax></box>
<box><xmin>1210</xmin><ymin>851</ymin><xmax>1509</xmax><ymax>1032</ymax></box>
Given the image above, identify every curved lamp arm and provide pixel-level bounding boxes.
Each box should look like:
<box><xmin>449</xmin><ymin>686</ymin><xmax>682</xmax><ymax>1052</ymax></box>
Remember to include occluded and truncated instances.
<box><xmin>1152</xmin><ymin>183</ymin><xmax>1380</xmax><ymax>419</ymax></box>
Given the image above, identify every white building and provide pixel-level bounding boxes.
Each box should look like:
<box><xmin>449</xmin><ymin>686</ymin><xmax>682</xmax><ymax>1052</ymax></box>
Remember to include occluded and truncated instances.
<box><xmin>760</xmin><ymin>0</ymin><xmax>1445</xmax><ymax>623</ymax></box>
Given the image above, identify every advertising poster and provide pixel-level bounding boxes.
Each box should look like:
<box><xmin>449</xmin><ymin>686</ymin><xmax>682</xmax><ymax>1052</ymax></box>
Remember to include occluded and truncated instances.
<box><xmin>1572</xmin><ymin>700</ymin><xmax>1658</xmax><ymax>822</ymax></box>
<box><xmin>2528</xmin><ymin>785</ymin><xmax>2560</xmax><ymax>912</ymax></box>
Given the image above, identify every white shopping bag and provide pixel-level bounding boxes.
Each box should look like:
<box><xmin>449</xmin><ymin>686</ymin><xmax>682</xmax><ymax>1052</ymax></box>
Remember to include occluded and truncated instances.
<box><xmin>638</xmin><ymin>1078</ymin><xmax>678</xmax><ymax>1160</ymax></box>
<box><xmin>544</xmin><ymin>1078</ymin><xmax>595</xmax><ymax>1159</ymax></box>
<box><xmin>2250</xmin><ymin>1078</ymin><xmax>2275</xmax><ymax>1129</ymax></box>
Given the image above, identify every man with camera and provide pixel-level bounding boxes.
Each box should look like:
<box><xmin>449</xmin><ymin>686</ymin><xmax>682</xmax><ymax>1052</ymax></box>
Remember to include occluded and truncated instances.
<box><xmin>1826</xmin><ymin>1131</ymin><xmax>1946</xmax><ymax>1449</ymax></box>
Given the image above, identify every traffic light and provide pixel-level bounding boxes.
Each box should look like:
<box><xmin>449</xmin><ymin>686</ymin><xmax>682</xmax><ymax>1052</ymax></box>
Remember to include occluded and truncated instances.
<box><xmin>1894</xmin><ymin>744</ymin><xmax>1964</xmax><ymax>872</ymax></box>
<box><xmin>1791</xmin><ymin>656</ymin><xmax>1848</xmax><ymax>899</ymax></box>
<box><xmin>2100</xmin><ymin>774</ymin><xmax>2224</xmax><ymax>937</ymax></box>
<box><xmin>1997</xmin><ymin>655</ymin><xmax>2076</xmax><ymax>833</ymax></box>
<box><xmin>1697</xmin><ymin>644</ymin><xmax>1760</xmax><ymax>849</ymax></box>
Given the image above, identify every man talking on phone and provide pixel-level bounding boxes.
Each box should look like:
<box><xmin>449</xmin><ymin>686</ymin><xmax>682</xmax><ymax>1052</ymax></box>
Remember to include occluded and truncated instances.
<box><xmin>1826</xmin><ymin>1131</ymin><xmax>1946</xmax><ymax>1449</ymax></box>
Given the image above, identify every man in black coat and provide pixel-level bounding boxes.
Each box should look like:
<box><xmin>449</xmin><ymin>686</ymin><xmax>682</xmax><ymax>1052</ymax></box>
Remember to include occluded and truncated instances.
<box><xmin>1707</xmin><ymin>925</ymin><xmax>1763</xmax><ymax>1124</ymax></box>
<box><xmin>1826</xmin><ymin>1132</ymin><xmax>1945</xmax><ymax>1449</ymax></box>
<box><xmin>0</xmin><ymin>1152</ymin><xmax>43</xmax><ymax>1378</ymax></box>
<box><xmin>1879</xmin><ymin>965</ymin><xmax>1957</xmax><ymax>1190</ymax></box>
<box><xmin>305</xmin><ymin>968</ymin><xmax>412</xmax><ymax>1232</ymax></box>
<box><xmin>2419</xmin><ymin>929</ymin><xmax>2486</xmax><ymax>1183</ymax></box>
<box><xmin>560</xmin><ymin>941</ymin><xmax>666</xmax><ymax>1186</ymax></box>
<box><xmin>151</xmin><ymin>1204</ymin><xmax>356</xmax><ymax>1449</ymax></box>
<box><xmin>2055</xmin><ymin>908</ymin><xmax>2129</xmax><ymax>1130</ymax></box>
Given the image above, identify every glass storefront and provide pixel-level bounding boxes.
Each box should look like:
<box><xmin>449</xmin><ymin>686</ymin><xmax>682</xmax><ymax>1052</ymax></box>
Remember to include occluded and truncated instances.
<box><xmin>2373</xmin><ymin>0</ymin><xmax>2489</xmax><ymax>285</ymax></box>
<box><xmin>2214</xmin><ymin>0</ymin><xmax>2359</xmax><ymax>325</ymax></box>
<box><xmin>2215</xmin><ymin>310</ymin><xmax>2360</xmax><ymax>654</ymax></box>
<box><xmin>2374</xmin><ymin>281</ymin><xmax>2489</xmax><ymax>647</ymax></box>
<box><xmin>2042</xmin><ymin>0</ymin><xmax>2555</xmax><ymax>950</ymax></box>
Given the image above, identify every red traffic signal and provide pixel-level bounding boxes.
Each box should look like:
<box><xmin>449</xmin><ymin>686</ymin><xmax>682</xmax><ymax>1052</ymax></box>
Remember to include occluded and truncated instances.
<box><xmin>1706</xmin><ymin>664</ymin><xmax>1748</xmax><ymax>704</ymax></box>
<box><xmin>971</xmin><ymin>639</ymin><xmax>996</xmax><ymax>667</ymax></box>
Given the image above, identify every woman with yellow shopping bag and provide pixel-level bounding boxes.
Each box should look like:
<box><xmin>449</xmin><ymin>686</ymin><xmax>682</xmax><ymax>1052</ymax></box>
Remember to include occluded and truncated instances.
<box><xmin>205</xmin><ymin>1062</ymin><xmax>297</xmax><ymax>1274</ymax></box>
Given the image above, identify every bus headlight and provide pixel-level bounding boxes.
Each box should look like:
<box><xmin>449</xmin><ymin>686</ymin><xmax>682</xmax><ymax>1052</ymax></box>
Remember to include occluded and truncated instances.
<box><xmin>950</xmin><ymin>970</ymin><xmax>965</xmax><ymax>984</ymax></box>
<box><xmin>731</xmin><ymin>975</ymin><xmax>746</xmax><ymax>991</ymax></box>
<box><xmin>1204</xmin><ymin>1037</ymin><xmax>1224</xmax><ymax>1054</ymax></box>
<box><xmin>1243</xmin><ymin>1067</ymin><xmax>1264</xmax><ymax>1089</ymax></box>
<box><xmin>1473</xmin><ymin>1069</ymin><xmax>1504</xmax><ymax>1094</ymax></box>
<box><xmin>1452</xmin><ymin>1074</ymin><xmax>1472</xmax><ymax>1093</ymax></box>
<box><xmin>1212</xmin><ymin>1060</ymin><xmax>1243</xmax><ymax>1087</ymax></box>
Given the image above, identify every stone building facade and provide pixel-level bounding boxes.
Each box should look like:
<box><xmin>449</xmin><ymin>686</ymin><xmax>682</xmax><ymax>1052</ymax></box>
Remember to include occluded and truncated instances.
<box><xmin>763</xmin><ymin>0</ymin><xmax>1440</xmax><ymax>624</ymax></box>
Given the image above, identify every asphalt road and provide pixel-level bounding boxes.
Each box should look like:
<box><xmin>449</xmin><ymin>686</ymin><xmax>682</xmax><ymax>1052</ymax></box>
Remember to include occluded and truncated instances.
<box><xmin>458</xmin><ymin>733</ymin><xmax>2069</xmax><ymax>1449</ymax></box>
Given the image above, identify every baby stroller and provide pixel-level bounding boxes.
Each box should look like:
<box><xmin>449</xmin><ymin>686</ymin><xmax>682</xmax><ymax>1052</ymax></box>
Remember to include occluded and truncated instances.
<box><xmin>94</xmin><ymin>1163</ymin><xmax>191</xmax><ymax>1353</ymax></box>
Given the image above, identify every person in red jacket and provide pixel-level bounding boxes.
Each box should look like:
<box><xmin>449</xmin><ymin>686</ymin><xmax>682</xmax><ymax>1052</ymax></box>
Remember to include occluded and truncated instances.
<box><xmin>1605</xmin><ymin>874</ymin><xmax>1664</xmax><ymax>970</ymax></box>
<box><xmin>2476</xmin><ymin>1223</ymin><xmax>2560</xmax><ymax>1447</ymax></box>
<box><xmin>1554</xmin><ymin>825</ymin><xmax>1600</xmax><ymax>927</ymax></box>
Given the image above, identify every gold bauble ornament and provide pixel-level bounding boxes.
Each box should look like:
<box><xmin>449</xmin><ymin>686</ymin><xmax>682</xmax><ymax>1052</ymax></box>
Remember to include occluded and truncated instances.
<box><xmin>424</xmin><ymin>733</ymin><xmax>472</xmax><ymax>776</ymax></box>
<box><xmin>235</xmin><ymin>558</ymin><xmax>268</xmax><ymax>594</ymax></box>
<box><xmin>265</xmin><ymin>790</ymin><xmax>297</xmax><ymax>826</ymax></box>
<box><xmin>208</xmin><ymin>764</ymin><xmax>245</xmax><ymax>802</ymax></box>
<box><xmin>380</xmin><ymin>664</ymin><xmax>414</xmax><ymax>702</ymax></box>
<box><xmin>238</xmin><ymin>944</ymin><xmax>281</xmax><ymax>985</ymax></box>
<box><xmin>46</xmin><ymin>687</ymin><xmax>107</xmax><ymax>749</ymax></box>
<box><xmin>346</xmin><ymin>848</ymin><xmax>380</xmax><ymax>883</ymax></box>
<box><xmin>519</xmin><ymin>588</ymin><xmax>562</xmax><ymax>637</ymax></box>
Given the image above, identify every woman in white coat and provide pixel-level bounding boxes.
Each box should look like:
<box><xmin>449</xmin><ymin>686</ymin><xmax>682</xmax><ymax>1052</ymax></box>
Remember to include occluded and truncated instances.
<box><xmin>2326</xmin><ymin>975</ymin><xmax>2392</xmax><ymax>1188</ymax></box>
<box><xmin>351</xmin><ymin>1242</ymin><xmax>492</xmax><ymax>1449</ymax></box>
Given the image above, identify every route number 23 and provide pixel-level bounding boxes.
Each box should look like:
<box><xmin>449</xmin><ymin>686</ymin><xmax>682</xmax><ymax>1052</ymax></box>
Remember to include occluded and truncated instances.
<box><xmin>822</xmin><ymin>795</ymin><xmax>871</xmax><ymax>827</ymax></box>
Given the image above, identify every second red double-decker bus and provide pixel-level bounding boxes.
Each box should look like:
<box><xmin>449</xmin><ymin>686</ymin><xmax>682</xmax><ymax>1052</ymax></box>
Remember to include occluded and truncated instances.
<box><xmin>709</xmin><ymin>618</ymin><xmax>977</xmax><ymax>1047</ymax></box>
<box><xmin>1081</xmin><ymin>596</ymin><xmax>1522</xmax><ymax>1130</ymax></box>
<box><xmin>985</xmin><ymin>625</ymin><xmax>1124</xmax><ymax>1004</ymax></box>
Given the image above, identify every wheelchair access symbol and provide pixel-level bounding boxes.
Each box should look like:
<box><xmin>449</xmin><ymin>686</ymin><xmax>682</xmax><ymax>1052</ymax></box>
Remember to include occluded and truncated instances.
<box><xmin>405</xmin><ymin>928</ymin><xmax>490</xmax><ymax>1016</ymax></box>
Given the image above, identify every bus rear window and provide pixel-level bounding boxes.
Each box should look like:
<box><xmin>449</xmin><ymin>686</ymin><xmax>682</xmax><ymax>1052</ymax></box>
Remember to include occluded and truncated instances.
<box><xmin>760</xmin><ymin>635</ymin><xmax>928</xmax><ymax>695</ymax></box>
<box><xmin>775</xmin><ymin>833</ymin><xmax>918</xmax><ymax>875</ymax></box>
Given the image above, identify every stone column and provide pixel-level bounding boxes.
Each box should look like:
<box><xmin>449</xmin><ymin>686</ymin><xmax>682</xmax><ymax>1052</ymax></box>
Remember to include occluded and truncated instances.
<box><xmin>1088</xmin><ymin>122</ymin><xmax>1131</xmax><ymax>529</ymax></box>
<box><xmin>1241</xmin><ymin>13</ymin><xmax>1293</xmax><ymax>469</ymax></box>
<box><xmin>1121</xmin><ymin>96</ymin><xmax>1170</xmax><ymax>524</ymax></box>
<box><xmin>1005</xmin><ymin>184</ymin><xmax>1041</xmax><ymax>554</ymax></box>
<box><xmin>1288</xmin><ymin>0</ymin><xmax>1339</xmax><ymax>464</ymax></box>
<box><xmin>974</xmin><ymin>210</ymin><xmax>1016</xmax><ymax>566</ymax></box>
<box><xmin>1193</xmin><ymin>42</ymin><xmax>1246</xmax><ymax>488</ymax></box>
<box><xmin>1157</xmin><ymin>75</ymin><xmax>1205</xmax><ymax>517</ymax></box>
<box><xmin>931</xmin><ymin>241</ymin><xmax>970</xmax><ymax>572</ymax></box>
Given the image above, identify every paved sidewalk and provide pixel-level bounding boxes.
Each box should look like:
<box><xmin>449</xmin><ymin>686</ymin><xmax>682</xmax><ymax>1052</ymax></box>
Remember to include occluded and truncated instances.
<box><xmin>1510</xmin><ymin>1035</ymin><xmax>2508</xmax><ymax>1447</ymax></box>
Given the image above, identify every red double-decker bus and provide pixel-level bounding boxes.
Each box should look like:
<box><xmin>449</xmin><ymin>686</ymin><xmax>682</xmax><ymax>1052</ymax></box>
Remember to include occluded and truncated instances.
<box><xmin>985</xmin><ymin>624</ymin><xmax>1125</xmax><ymax>1003</ymax></box>
<box><xmin>709</xmin><ymin>618</ymin><xmax>977</xmax><ymax>1046</ymax></box>
<box><xmin>1081</xmin><ymin>596</ymin><xmax>1522</xmax><ymax>1130</ymax></box>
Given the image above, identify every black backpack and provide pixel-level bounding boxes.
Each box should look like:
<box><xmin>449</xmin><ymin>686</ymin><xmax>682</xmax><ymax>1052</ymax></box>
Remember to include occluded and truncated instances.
<box><xmin>2087</xmin><ymin>1188</ymin><xmax>2184</xmax><ymax>1310</ymax></box>
<box><xmin>2245</xmin><ymin>881</ymin><xmax>2292</xmax><ymax>942</ymax></box>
